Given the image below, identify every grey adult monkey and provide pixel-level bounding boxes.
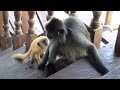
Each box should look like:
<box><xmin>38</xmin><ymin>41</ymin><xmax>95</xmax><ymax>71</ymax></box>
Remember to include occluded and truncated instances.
<box><xmin>38</xmin><ymin>17</ymin><xmax>109</xmax><ymax>76</ymax></box>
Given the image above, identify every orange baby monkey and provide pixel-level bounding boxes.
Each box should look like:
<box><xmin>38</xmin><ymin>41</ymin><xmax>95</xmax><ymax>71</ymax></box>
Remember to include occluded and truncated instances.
<box><xmin>11</xmin><ymin>36</ymin><xmax>49</xmax><ymax>66</ymax></box>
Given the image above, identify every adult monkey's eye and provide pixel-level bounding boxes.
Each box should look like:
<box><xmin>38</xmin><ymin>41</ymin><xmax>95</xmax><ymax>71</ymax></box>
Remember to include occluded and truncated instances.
<box><xmin>58</xmin><ymin>28</ymin><xmax>64</xmax><ymax>34</ymax></box>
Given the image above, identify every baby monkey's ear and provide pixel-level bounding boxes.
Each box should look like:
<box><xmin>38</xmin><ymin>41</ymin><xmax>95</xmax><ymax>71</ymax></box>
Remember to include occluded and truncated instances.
<box><xmin>37</xmin><ymin>42</ymin><xmax>41</xmax><ymax>47</ymax></box>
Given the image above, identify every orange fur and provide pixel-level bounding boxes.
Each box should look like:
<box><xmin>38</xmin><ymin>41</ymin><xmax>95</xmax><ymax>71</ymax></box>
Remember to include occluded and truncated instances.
<box><xmin>11</xmin><ymin>36</ymin><xmax>48</xmax><ymax>64</ymax></box>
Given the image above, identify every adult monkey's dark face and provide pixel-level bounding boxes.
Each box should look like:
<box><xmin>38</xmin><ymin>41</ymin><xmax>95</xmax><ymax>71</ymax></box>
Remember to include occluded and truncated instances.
<box><xmin>45</xmin><ymin>18</ymin><xmax>68</xmax><ymax>44</ymax></box>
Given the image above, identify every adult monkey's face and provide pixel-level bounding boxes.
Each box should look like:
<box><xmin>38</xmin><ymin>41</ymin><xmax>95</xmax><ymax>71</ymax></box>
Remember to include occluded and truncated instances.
<box><xmin>45</xmin><ymin>18</ymin><xmax>67</xmax><ymax>44</ymax></box>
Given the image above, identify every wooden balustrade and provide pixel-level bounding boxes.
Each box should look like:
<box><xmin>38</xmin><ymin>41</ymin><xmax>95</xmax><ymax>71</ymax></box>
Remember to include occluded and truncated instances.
<box><xmin>68</xmin><ymin>11</ymin><xmax>77</xmax><ymax>16</ymax></box>
<box><xmin>13</xmin><ymin>11</ymin><xmax>24</xmax><ymax>50</ymax></box>
<box><xmin>46</xmin><ymin>11</ymin><xmax>54</xmax><ymax>21</ymax></box>
<box><xmin>90</xmin><ymin>11</ymin><xmax>103</xmax><ymax>48</ymax></box>
<box><xmin>40</xmin><ymin>11</ymin><xmax>54</xmax><ymax>36</ymax></box>
<box><xmin>115</xmin><ymin>25</ymin><xmax>120</xmax><ymax>56</ymax></box>
<box><xmin>0</xmin><ymin>11</ymin><xmax>118</xmax><ymax>53</ymax></box>
<box><xmin>26</xmin><ymin>11</ymin><xmax>37</xmax><ymax>51</ymax></box>
<box><xmin>105</xmin><ymin>11</ymin><xmax>113</xmax><ymax>25</ymax></box>
<box><xmin>1</xmin><ymin>11</ymin><xmax>12</xmax><ymax>50</ymax></box>
<box><xmin>22</xmin><ymin>11</ymin><xmax>29</xmax><ymax>42</ymax></box>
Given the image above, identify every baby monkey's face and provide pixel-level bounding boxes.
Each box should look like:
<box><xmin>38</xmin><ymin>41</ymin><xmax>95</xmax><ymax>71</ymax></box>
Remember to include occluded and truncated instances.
<box><xmin>37</xmin><ymin>38</ymin><xmax>49</xmax><ymax>49</ymax></box>
<box><xmin>41</xmin><ymin>38</ymin><xmax>49</xmax><ymax>46</ymax></box>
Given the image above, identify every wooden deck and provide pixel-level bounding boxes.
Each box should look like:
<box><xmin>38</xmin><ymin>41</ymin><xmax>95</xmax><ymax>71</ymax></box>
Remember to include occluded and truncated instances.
<box><xmin>0</xmin><ymin>11</ymin><xmax>120</xmax><ymax>79</ymax></box>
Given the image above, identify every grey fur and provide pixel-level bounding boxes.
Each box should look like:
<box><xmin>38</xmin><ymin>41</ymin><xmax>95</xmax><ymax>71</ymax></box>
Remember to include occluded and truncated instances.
<box><xmin>38</xmin><ymin>17</ymin><xmax>109</xmax><ymax>75</ymax></box>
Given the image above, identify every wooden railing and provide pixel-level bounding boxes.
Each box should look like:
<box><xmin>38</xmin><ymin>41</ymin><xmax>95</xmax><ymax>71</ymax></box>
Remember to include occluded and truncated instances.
<box><xmin>0</xmin><ymin>11</ymin><xmax>47</xmax><ymax>51</ymax></box>
<box><xmin>1</xmin><ymin>11</ymin><xmax>12</xmax><ymax>50</ymax></box>
<box><xmin>0</xmin><ymin>11</ymin><xmax>119</xmax><ymax>57</ymax></box>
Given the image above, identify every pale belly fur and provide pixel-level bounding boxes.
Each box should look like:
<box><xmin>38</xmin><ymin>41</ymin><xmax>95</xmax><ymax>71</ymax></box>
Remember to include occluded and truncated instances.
<box><xmin>59</xmin><ymin>45</ymin><xmax>87</xmax><ymax>61</ymax></box>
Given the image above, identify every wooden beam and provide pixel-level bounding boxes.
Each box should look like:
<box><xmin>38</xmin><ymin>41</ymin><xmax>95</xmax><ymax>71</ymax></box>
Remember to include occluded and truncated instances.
<box><xmin>104</xmin><ymin>11</ymin><xmax>113</xmax><ymax>25</ymax></box>
<box><xmin>68</xmin><ymin>11</ymin><xmax>77</xmax><ymax>16</ymax></box>
<box><xmin>115</xmin><ymin>25</ymin><xmax>120</xmax><ymax>56</ymax></box>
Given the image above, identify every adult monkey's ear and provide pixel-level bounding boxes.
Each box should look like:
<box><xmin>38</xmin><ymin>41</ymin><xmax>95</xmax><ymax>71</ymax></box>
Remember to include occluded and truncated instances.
<box><xmin>65</xmin><ymin>26</ymin><xmax>73</xmax><ymax>35</ymax></box>
<box><xmin>58</xmin><ymin>28</ymin><xmax>66</xmax><ymax>44</ymax></box>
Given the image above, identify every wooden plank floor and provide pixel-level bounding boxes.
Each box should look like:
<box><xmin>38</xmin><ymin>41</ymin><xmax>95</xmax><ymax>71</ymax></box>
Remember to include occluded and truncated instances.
<box><xmin>0</xmin><ymin>47</ymin><xmax>13</xmax><ymax>57</ymax></box>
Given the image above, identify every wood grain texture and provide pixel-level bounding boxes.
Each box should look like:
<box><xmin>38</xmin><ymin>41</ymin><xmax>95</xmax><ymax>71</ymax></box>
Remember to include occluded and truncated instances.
<box><xmin>104</xmin><ymin>11</ymin><xmax>113</xmax><ymax>25</ymax></box>
<box><xmin>22</xmin><ymin>11</ymin><xmax>29</xmax><ymax>42</ymax></box>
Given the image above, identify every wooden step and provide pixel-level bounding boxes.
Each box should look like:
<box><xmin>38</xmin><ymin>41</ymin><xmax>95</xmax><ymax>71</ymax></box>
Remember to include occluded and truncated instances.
<box><xmin>0</xmin><ymin>46</ymin><xmax>27</xmax><ymax>78</ymax></box>
<box><xmin>0</xmin><ymin>47</ymin><xmax>13</xmax><ymax>57</ymax></box>
<box><xmin>0</xmin><ymin>45</ymin><xmax>47</xmax><ymax>79</ymax></box>
<box><xmin>47</xmin><ymin>58</ymin><xmax>102</xmax><ymax>79</ymax></box>
<box><xmin>22</xmin><ymin>69</ymin><xmax>45</xmax><ymax>79</ymax></box>
<box><xmin>100</xmin><ymin>64</ymin><xmax>120</xmax><ymax>79</ymax></box>
<box><xmin>2</xmin><ymin>60</ymin><xmax>39</xmax><ymax>79</ymax></box>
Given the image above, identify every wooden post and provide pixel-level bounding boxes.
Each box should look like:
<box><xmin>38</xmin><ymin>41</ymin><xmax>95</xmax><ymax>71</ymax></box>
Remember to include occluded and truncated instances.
<box><xmin>115</xmin><ymin>25</ymin><xmax>120</xmax><ymax>56</ymax></box>
<box><xmin>68</xmin><ymin>11</ymin><xmax>77</xmax><ymax>16</ymax></box>
<box><xmin>12</xmin><ymin>11</ymin><xmax>24</xmax><ymax>50</ymax></box>
<box><xmin>90</xmin><ymin>11</ymin><xmax>103</xmax><ymax>48</ymax></box>
<box><xmin>1</xmin><ymin>11</ymin><xmax>12</xmax><ymax>50</ymax></box>
<box><xmin>0</xmin><ymin>11</ymin><xmax>3</xmax><ymax>47</ymax></box>
<box><xmin>104</xmin><ymin>11</ymin><xmax>113</xmax><ymax>25</ymax></box>
<box><xmin>22</xmin><ymin>11</ymin><xmax>29</xmax><ymax>42</ymax></box>
<box><xmin>41</xmin><ymin>11</ymin><xmax>54</xmax><ymax>36</ymax></box>
<box><xmin>46</xmin><ymin>11</ymin><xmax>54</xmax><ymax>21</ymax></box>
<box><xmin>26</xmin><ymin>11</ymin><xmax>37</xmax><ymax>51</ymax></box>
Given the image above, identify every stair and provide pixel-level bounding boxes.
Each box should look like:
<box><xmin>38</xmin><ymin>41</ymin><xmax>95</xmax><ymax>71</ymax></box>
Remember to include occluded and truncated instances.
<box><xmin>0</xmin><ymin>30</ymin><xmax>119</xmax><ymax>79</ymax></box>
<box><xmin>100</xmin><ymin>64</ymin><xmax>120</xmax><ymax>79</ymax></box>
<box><xmin>0</xmin><ymin>12</ymin><xmax>120</xmax><ymax>79</ymax></box>
<box><xmin>0</xmin><ymin>46</ymin><xmax>46</xmax><ymax>79</ymax></box>
<box><xmin>47</xmin><ymin>58</ymin><xmax>102</xmax><ymax>79</ymax></box>
<box><xmin>0</xmin><ymin>47</ymin><xmax>13</xmax><ymax>57</ymax></box>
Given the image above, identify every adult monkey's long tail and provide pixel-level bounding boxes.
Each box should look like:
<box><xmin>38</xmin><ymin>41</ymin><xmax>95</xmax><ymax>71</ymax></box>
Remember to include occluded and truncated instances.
<box><xmin>87</xmin><ymin>44</ymin><xmax>109</xmax><ymax>75</ymax></box>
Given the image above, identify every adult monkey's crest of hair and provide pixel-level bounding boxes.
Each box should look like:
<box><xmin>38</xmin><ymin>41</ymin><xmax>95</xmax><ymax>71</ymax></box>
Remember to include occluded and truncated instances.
<box><xmin>46</xmin><ymin>18</ymin><xmax>66</xmax><ymax>31</ymax></box>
